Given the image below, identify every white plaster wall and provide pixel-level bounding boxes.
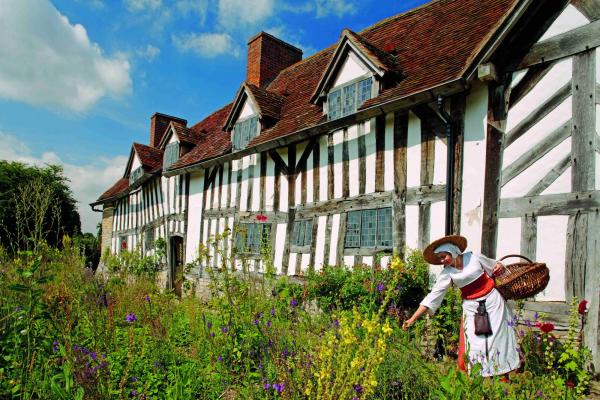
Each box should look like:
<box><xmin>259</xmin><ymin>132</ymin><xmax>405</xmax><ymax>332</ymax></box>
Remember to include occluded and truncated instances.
<box><xmin>384</xmin><ymin>114</ymin><xmax>395</xmax><ymax>191</ymax></box>
<box><xmin>496</xmin><ymin>218</ymin><xmax>521</xmax><ymax>258</ymax></box>
<box><xmin>288</xmin><ymin>253</ymin><xmax>297</xmax><ymax>275</ymax></box>
<box><xmin>380</xmin><ymin>256</ymin><xmax>390</xmax><ymax>268</ymax></box>
<box><xmin>406</xmin><ymin>111</ymin><xmax>421</xmax><ymax>187</ymax></box>
<box><xmin>314</xmin><ymin>215</ymin><xmax>327</xmax><ymax>270</ymax></box>
<box><xmin>239</xmin><ymin>156</ymin><xmax>249</xmax><ymax>211</ymax></box>
<box><xmin>185</xmin><ymin>172</ymin><xmax>204</xmax><ymax>263</ymax></box>
<box><xmin>273</xmin><ymin>148</ymin><xmax>288</xmax><ymax>211</ymax></box>
<box><xmin>535</xmin><ymin>215</ymin><xmax>568</xmax><ymax>301</ymax></box>
<box><xmin>238</xmin><ymin>98</ymin><xmax>257</xmax><ymax>119</ymax></box>
<box><xmin>405</xmin><ymin>205</ymin><xmax>419</xmax><ymax>250</ymax></box>
<box><xmin>332</xmin><ymin>130</ymin><xmax>344</xmax><ymax>198</ymax></box>
<box><xmin>221</xmin><ymin>164</ymin><xmax>229</xmax><ymax>209</ymax></box>
<box><xmin>319</xmin><ymin>135</ymin><xmax>328</xmax><ymax>201</ymax></box>
<box><xmin>539</xmin><ymin>5</ymin><xmax>588</xmax><ymax>42</ymax></box>
<box><xmin>333</xmin><ymin>53</ymin><xmax>369</xmax><ymax>87</ymax></box>
<box><xmin>213</xmin><ymin>168</ymin><xmax>221</xmax><ymax>209</ymax></box>
<box><xmin>230</xmin><ymin>160</ymin><xmax>239</xmax><ymax>208</ymax></box>
<box><xmin>294</xmin><ymin>142</ymin><xmax>307</xmax><ymax>205</ymax></box>
<box><xmin>265</xmin><ymin>157</ymin><xmax>275</xmax><ymax>210</ymax></box>
<box><xmin>131</xmin><ymin>154</ymin><xmax>142</xmax><ymax>171</ymax></box>
<box><xmin>430</xmin><ymin>201</ymin><xmax>446</xmax><ymax>244</ymax></box>
<box><xmin>364</xmin><ymin>120</ymin><xmax>376</xmax><ymax>193</ymax></box>
<box><xmin>363</xmin><ymin>255</ymin><xmax>373</xmax><ymax>266</ymax></box>
<box><xmin>300</xmin><ymin>253</ymin><xmax>310</xmax><ymax>273</ymax></box>
<box><xmin>167</xmin><ymin>132</ymin><xmax>178</xmax><ymax>145</ymax></box>
<box><xmin>347</xmin><ymin>124</ymin><xmax>359</xmax><ymax>197</ymax></box>
<box><xmin>433</xmin><ymin>136</ymin><xmax>447</xmax><ymax>185</ymax></box>
<box><xmin>344</xmin><ymin>255</ymin><xmax>354</xmax><ymax>267</ymax></box>
<box><xmin>274</xmin><ymin>223</ymin><xmax>286</xmax><ymax>274</ymax></box>
<box><xmin>460</xmin><ymin>81</ymin><xmax>488</xmax><ymax>254</ymax></box>
<box><xmin>307</xmin><ymin>152</ymin><xmax>314</xmax><ymax>203</ymax></box>
<box><xmin>329</xmin><ymin>213</ymin><xmax>340</xmax><ymax>265</ymax></box>
<box><xmin>251</xmin><ymin>154</ymin><xmax>261</xmax><ymax>211</ymax></box>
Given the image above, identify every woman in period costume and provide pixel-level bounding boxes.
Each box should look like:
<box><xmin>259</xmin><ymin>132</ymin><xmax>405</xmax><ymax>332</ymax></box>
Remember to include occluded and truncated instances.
<box><xmin>402</xmin><ymin>235</ymin><xmax>520</xmax><ymax>377</ymax></box>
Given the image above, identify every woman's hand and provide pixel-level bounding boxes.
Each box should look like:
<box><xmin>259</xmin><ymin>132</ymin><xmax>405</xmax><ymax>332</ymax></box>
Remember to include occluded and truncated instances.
<box><xmin>492</xmin><ymin>262</ymin><xmax>506</xmax><ymax>276</ymax></box>
<box><xmin>402</xmin><ymin>318</ymin><xmax>415</xmax><ymax>331</ymax></box>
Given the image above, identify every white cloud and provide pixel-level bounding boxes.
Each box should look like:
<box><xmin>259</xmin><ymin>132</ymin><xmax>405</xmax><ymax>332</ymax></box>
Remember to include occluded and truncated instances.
<box><xmin>0</xmin><ymin>0</ymin><xmax>131</xmax><ymax>113</ymax></box>
<box><xmin>176</xmin><ymin>0</ymin><xmax>209</xmax><ymax>25</ymax></box>
<box><xmin>172</xmin><ymin>32</ymin><xmax>241</xmax><ymax>58</ymax></box>
<box><xmin>124</xmin><ymin>0</ymin><xmax>162</xmax><ymax>12</ymax></box>
<box><xmin>0</xmin><ymin>132</ymin><xmax>128</xmax><ymax>234</ymax></box>
<box><xmin>217</xmin><ymin>0</ymin><xmax>275</xmax><ymax>30</ymax></box>
<box><xmin>137</xmin><ymin>44</ymin><xmax>161</xmax><ymax>61</ymax></box>
<box><xmin>315</xmin><ymin>0</ymin><xmax>356</xmax><ymax>18</ymax></box>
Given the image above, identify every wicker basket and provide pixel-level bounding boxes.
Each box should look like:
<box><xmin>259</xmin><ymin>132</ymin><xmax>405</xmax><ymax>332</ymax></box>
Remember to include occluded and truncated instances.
<box><xmin>494</xmin><ymin>255</ymin><xmax>550</xmax><ymax>300</ymax></box>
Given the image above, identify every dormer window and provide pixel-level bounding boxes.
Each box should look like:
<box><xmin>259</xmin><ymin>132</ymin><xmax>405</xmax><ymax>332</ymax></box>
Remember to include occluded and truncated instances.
<box><xmin>163</xmin><ymin>142</ymin><xmax>180</xmax><ymax>170</ymax></box>
<box><xmin>232</xmin><ymin>115</ymin><xmax>259</xmax><ymax>151</ymax></box>
<box><xmin>129</xmin><ymin>166</ymin><xmax>144</xmax><ymax>185</ymax></box>
<box><xmin>327</xmin><ymin>76</ymin><xmax>372</xmax><ymax>121</ymax></box>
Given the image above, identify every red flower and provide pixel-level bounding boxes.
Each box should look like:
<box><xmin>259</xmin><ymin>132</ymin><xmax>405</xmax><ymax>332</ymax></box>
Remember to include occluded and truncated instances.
<box><xmin>567</xmin><ymin>381</ymin><xmax>575</xmax><ymax>389</ymax></box>
<box><xmin>540</xmin><ymin>322</ymin><xmax>554</xmax><ymax>334</ymax></box>
<box><xmin>578</xmin><ymin>300</ymin><xmax>588</xmax><ymax>315</ymax></box>
<box><xmin>256</xmin><ymin>214</ymin><xmax>268</xmax><ymax>222</ymax></box>
<box><xmin>121</xmin><ymin>241</ymin><xmax>127</xmax><ymax>250</ymax></box>
<box><xmin>535</xmin><ymin>322</ymin><xmax>542</xmax><ymax>328</ymax></box>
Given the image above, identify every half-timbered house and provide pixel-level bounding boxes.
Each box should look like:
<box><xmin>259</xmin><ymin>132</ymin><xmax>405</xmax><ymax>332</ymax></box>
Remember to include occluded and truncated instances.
<box><xmin>93</xmin><ymin>0</ymin><xmax>600</xmax><ymax>365</ymax></box>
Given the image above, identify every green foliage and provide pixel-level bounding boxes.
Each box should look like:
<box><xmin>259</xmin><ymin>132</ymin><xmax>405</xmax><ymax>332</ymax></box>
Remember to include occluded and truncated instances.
<box><xmin>0</xmin><ymin>240</ymin><xmax>594</xmax><ymax>399</ymax></box>
<box><xmin>306</xmin><ymin>249</ymin><xmax>430</xmax><ymax>314</ymax></box>
<box><xmin>0</xmin><ymin>161</ymin><xmax>81</xmax><ymax>253</ymax></box>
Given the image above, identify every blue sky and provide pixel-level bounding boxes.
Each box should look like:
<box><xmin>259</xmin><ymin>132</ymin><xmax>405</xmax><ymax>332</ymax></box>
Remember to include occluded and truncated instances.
<box><xmin>0</xmin><ymin>0</ymin><xmax>429</xmax><ymax>233</ymax></box>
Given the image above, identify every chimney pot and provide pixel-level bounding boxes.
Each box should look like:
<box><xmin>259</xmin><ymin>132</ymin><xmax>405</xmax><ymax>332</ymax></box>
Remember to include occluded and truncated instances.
<box><xmin>149</xmin><ymin>113</ymin><xmax>187</xmax><ymax>148</ymax></box>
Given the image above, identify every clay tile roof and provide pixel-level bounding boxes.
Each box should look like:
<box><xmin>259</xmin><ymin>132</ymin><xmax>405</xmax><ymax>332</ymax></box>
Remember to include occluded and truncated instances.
<box><xmin>133</xmin><ymin>143</ymin><xmax>164</xmax><ymax>173</ymax></box>
<box><xmin>343</xmin><ymin>29</ymin><xmax>397</xmax><ymax>72</ymax></box>
<box><xmin>245</xmin><ymin>83</ymin><xmax>285</xmax><ymax>120</ymax></box>
<box><xmin>169</xmin><ymin>103</ymin><xmax>233</xmax><ymax>170</ymax></box>
<box><xmin>153</xmin><ymin>0</ymin><xmax>519</xmax><ymax>171</ymax></box>
<box><xmin>246</xmin><ymin>0</ymin><xmax>518</xmax><ymax>147</ymax></box>
<box><xmin>171</xmin><ymin>122</ymin><xmax>201</xmax><ymax>145</ymax></box>
<box><xmin>96</xmin><ymin>178</ymin><xmax>129</xmax><ymax>201</ymax></box>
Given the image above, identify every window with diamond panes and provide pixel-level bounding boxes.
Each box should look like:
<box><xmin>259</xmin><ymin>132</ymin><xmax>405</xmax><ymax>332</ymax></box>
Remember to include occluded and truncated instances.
<box><xmin>344</xmin><ymin>207</ymin><xmax>392</xmax><ymax>249</ymax></box>
<box><xmin>237</xmin><ymin>223</ymin><xmax>271</xmax><ymax>254</ymax></box>
<box><xmin>233</xmin><ymin>116</ymin><xmax>258</xmax><ymax>151</ymax></box>
<box><xmin>292</xmin><ymin>219</ymin><xmax>313</xmax><ymax>247</ymax></box>
<box><xmin>163</xmin><ymin>142</ymin><xmax>180</xmax><ymax>170</ymax></box>
<box><xmin>327</xmin><ymin>77</ymin><xmax>372</xmax><ymax>121</ymax></box>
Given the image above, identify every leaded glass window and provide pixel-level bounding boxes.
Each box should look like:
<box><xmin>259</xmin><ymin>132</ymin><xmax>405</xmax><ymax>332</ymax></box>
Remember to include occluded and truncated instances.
<box><xmin>327</xmin><ymin>77</ymin><xmax>373</xmax><ymax>121</ymax></box>
<box><xmin>236</xmin><ymin>222</ymin><xmax>271</xmax><ymax>254</ymax></box>
<box><xmin>163</xmin><ymin>142</ymin><xmax>180</xmax><ymax>170</ymax></box>
<box><xmin>292</xmin><ymin>219</ymin><xmax>313</xmax><ymax>247</ymax></box>
<box><xmin>344</xmin><ymin>211</ymin><xmax>362</xmax><ymax>248</ymax></box>
<box><xmin>144</xmin><ymin>228</ymin><xmax>155</xmax><ymax>251</ymax></box>
<box><xmin>129</xmin><ymin>166</ymin><xmax>144</xmax><ymax>185</ymax></box>
<box><xmin>233</xmin><ymin>116</ymin><xmax>259</xmax><ymax>151</ymax></box>
<box><xmin>344</xmin><ymin>207</ymin><xmax>392</xmax><ymax>249</ymax></box>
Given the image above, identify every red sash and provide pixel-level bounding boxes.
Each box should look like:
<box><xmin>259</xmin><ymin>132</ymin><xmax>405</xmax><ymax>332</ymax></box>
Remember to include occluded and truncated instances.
<box><xmin>460</xmin><ymin>273</ymin><xmax>495</xmax><ymax>300</ymax></box>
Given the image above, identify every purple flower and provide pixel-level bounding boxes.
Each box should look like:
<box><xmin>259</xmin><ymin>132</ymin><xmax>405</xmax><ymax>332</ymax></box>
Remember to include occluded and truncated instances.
<box><xmin>130</xmin><ymin>389</ymin><xmax>137</xmax><ymax>397</ymax></box>
<box><xmin>52</xmin><ymin>340</ymin><xmax>59</xmax><ymax>353</ymax></box>
<box><xmin>377</xmin><ymin>283</ymin><xmax>385</xmax><ymax>293</ymax></box>
<box><xmin>210</xmin><ymin>332</ymin><xmax>215</xmax><ymax>338</ymax></box>
<box><xmin>533</xmin><ymin>312</ymin><xmax>539</xmax><ymax>320</ymax></box>
<box><xmin>353</xmin><ymin>384</ymin><xmax>363</xmax><ymax>394</ymax></box>
<box><xmin>90</xmin><ymin>352</ymin><xmax>97</xmax><ymax>361</ymax></box>
<box><xmin>290</xmin><ymin>298</ymin><xmax>298</xmax><ymax>308</ymax></box>
<box><xmin>207</xmin><ymin>321</ymin><xmax>212</xmax><ymax>329</ymax></box>
<box><xmin>270</xmin><ymin>306</ymin><xmax>276</xmax><ymax>316</ymax></box>
<box><xmin>266</xmin><ymin>320</ymin><xmax>272</xmax><ymax>328</ymax></box>
<box><xmin>221</xmin><ymin>326</ymin><xmax>228</xmax><ymax>334</ymax></box>
<box><xmin>273</xmin><ymin>383</ymin><xmax>284</xmax><ymax>393</ymax></box>
<box><xmin>144</xmin><ymin>294</ymin><xmax>151</xmax><ymax>302</ymax></box>
<box><xmin>217</xmin><ymin>356</ymin><xmax>223</xmax><ymax>362</ymax></box>
<box><xmin>263</xmin><ymin>383</ymin><xmax>270</xmax><ymax>390</ymax></box>
<box><xmin>333</xmin><ymin>319</ymin><xmax>339</xmax><ymax>328</ymax></box>
<box><xmin>125</xmin><ymin>312</ymin><xmax>137</xmax><ymax>323</ymax></box>
<box><xmin>253</xmin><ymin>319</ymin><xmax>260</xmax><ymax>326</ymax></box>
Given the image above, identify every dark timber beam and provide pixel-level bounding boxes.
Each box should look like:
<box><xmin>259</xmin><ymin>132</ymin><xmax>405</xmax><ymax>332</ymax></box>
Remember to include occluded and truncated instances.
<box><xmin>508</xmin><ymin>62</ymin><xmax>556</xmax><ymax>109</ymax></box>
<box><xmin>515</xmin><ymin>19</ymin><xmax>600</xmax><ymax>70</ymax></box>
<box><xmin>571</xmin><ymin>0</ymin><xmax>600</xmax><ymax>21</ymax></box>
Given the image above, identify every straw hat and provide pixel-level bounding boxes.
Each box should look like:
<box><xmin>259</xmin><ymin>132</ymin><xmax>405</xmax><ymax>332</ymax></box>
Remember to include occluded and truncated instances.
<box><xmin>423</xmin><ymin>235</ymin><xmax>467</xmax><ymax>265</ymax></box>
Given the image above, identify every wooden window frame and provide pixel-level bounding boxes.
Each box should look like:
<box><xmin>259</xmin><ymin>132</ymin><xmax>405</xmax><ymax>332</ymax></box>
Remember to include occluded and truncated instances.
<box><xmin>235</xmin><ymin>222</ymin><xmax>272</xmax><ymax>256</ymax></box>
<box><xmin>327</xmin><ymin>76</ymin><xmax>373</xmax><ymax>121</ymax></box>
<box><xmin>343</xmin><ymin>207</ymin><xmax>393</xmax><ymax>251</ymax></box>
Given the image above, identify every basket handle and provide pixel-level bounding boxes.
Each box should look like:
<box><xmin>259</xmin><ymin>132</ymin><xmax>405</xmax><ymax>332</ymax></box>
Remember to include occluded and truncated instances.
<box><xmin>498</xmin><ymin>254</ymin><xmax>533</xmax><ymax>263</ymax></box>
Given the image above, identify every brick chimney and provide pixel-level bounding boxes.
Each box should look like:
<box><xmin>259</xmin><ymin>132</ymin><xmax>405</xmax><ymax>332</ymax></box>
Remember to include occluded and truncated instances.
<box><xmin>149</xmin><ymin>113</ymin><xmax>187</xmax><ymax>148</ymax></box>
<box><xmin>246</xmin><ymin>32</ymin><xmax>302</xmax><ymax>88</ymax></box>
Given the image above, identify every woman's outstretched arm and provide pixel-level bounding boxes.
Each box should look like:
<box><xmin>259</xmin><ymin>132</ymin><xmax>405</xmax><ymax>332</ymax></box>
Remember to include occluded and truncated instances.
<box><xmin>402</xmin><ymin>305</ymin><xmax>429</xmax><ymax>330</ymax></box>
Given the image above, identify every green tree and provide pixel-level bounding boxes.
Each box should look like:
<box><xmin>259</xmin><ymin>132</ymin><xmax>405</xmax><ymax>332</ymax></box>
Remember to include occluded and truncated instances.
<box><xmin>0</xmin><ymin>161</ymin><xmax>81</xmax><ymax>253</ymax></box>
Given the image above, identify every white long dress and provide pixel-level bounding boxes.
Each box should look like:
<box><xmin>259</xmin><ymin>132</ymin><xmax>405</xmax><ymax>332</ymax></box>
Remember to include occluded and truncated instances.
<box><xmin>420</xmin><ymin>251</ymin><xmax>520</xmax><ymax>376</ymax></box>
